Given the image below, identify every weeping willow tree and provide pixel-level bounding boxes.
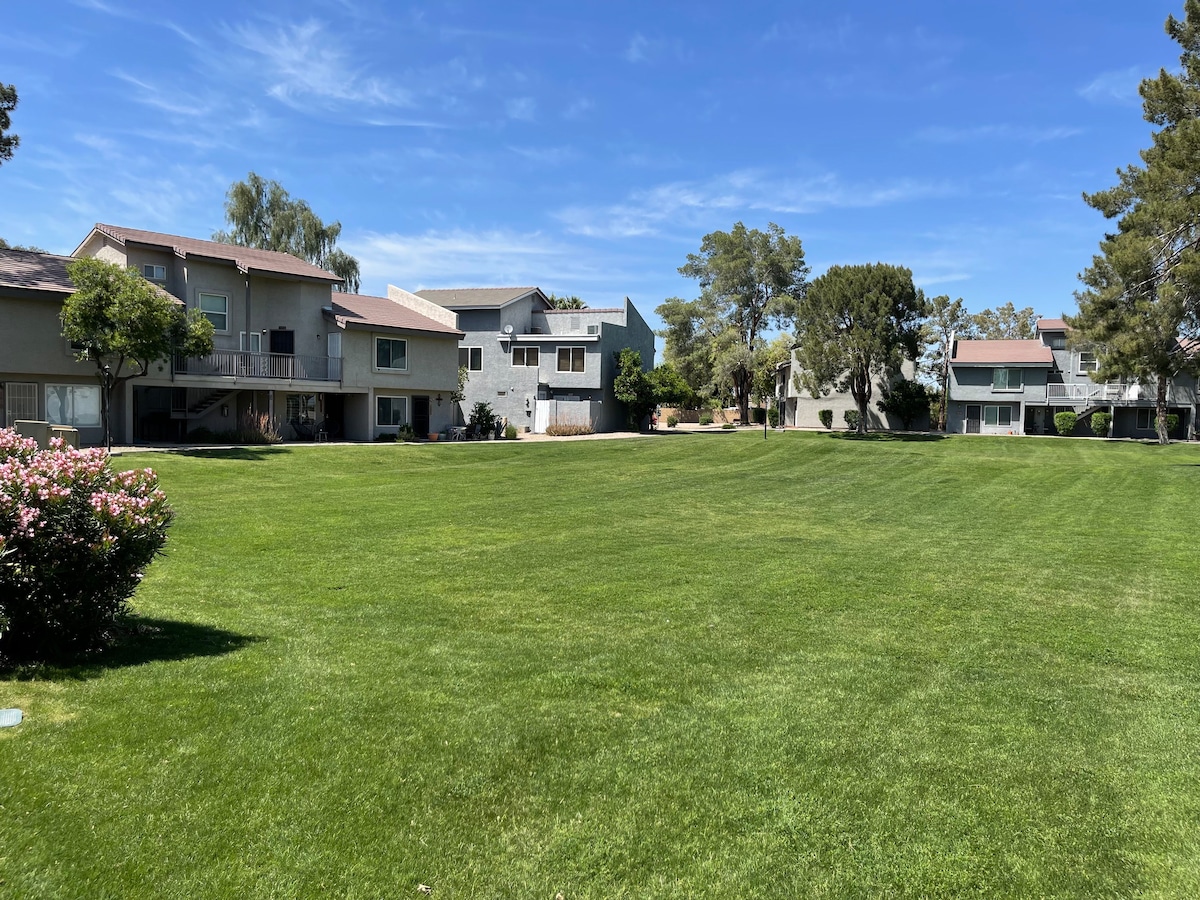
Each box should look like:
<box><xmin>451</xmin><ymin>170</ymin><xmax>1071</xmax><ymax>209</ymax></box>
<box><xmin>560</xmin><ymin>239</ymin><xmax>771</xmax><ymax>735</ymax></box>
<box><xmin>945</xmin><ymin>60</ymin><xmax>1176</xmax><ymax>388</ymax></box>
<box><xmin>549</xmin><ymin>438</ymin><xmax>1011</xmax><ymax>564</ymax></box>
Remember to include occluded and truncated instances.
<box><xmin>214</xmin><ymin>173</ymin><xmax>361</xmax><ymax>293</ymax></box>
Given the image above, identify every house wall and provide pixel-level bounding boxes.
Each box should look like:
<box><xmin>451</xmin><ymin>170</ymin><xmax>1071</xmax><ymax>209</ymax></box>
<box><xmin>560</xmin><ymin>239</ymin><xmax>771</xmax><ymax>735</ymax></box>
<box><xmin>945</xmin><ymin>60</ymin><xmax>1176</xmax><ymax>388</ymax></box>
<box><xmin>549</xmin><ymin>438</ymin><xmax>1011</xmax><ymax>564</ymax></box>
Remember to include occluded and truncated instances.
<box><xmin>945</xmin><ymin>365</ymin><xmax>1049</xmax><ymax>434</ymax></box>
<box><xmin>784</xmin><ymin>357</ymin><xmax>925</xmax><ymax>431</ymax></box>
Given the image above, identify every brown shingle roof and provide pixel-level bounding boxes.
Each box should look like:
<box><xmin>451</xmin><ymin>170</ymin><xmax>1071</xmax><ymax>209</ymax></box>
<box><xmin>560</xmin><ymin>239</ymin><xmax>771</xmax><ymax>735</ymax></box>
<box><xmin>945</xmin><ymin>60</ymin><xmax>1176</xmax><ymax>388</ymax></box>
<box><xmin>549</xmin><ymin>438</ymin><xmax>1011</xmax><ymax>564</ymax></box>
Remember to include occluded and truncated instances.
<box><xmin>1036</xmin><ymin>318</ymin><xmax>1068</xmax><ymax>331</ymax></box>
<box><xmin>952</xmin><ymin>340</ymin><xmax>1054</xmax><ymax>365</ymax></box>
<box><xmin>415</xmin><ymin>287</ymin><xmax>545</xmax><ymax>309</ymax></box>
<box><xmin>79</xmin><ymin>224</ymin><xmax>342</xmax><ymax>282</ymax></box>
<box><xmin>0</xmin><ymin>248</ymin><xmax>76</xmax><ymax>294</ymax></box>
<box><xmin>327</xmin><ymin>293</ymin><xmax>463</xmax><ymax>337</ymax></box>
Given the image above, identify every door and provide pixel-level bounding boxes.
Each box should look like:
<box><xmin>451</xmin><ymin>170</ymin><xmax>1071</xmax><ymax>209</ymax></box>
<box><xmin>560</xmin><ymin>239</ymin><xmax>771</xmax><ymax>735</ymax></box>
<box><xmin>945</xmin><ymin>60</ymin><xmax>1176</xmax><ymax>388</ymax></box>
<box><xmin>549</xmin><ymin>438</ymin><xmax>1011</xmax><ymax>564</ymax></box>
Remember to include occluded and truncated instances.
<box><xmin>269</xmin><ymin>330</ymin><xmax>295</xmax><ymax>377</ymax></box>
<box><xmin>413</xmin><ymin>396</ymin><xmax>431</xmax><ymax>436</ymax></box>
<box><xmin>965</xmin><ymin>405</ymin><xmax>981</xmax><ymax>434</ymax></box>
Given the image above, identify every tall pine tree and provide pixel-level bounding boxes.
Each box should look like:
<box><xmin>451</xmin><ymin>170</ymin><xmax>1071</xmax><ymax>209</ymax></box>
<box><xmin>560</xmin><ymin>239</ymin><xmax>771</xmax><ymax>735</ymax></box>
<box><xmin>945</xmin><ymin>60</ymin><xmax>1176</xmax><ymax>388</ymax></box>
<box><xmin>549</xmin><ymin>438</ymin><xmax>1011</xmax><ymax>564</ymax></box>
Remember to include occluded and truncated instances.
<box><xmin>1070</xmin><ymin>2</ymin><xmax>1200</xmax><ymax>444</ymax></box>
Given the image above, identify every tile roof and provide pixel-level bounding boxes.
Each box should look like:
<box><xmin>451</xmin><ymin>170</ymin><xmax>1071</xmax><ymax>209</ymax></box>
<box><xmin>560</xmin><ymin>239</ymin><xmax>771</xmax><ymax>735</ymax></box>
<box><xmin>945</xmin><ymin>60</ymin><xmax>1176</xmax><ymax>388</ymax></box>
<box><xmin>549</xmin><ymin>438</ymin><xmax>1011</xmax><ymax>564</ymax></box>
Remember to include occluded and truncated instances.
<box><xmin>541</xmin><ymin>307</ymin><xmax>623</xmax><ymax>314</ymax></box>
<box><xmin>415</xmin><ymin>287</ymin><xmax>544</xmax><ymax>308</ymax></box>
<box><xmin>80</xmin><ymin>224</ymin><xmax>341</xmax><ymax>282</ymax></box>
<box><xmin>0</xmin><ymin>248</ymin><xmax>76</xmax><ymax>293</ymax></box>
<box><xmin>952</xmin><ymin>339</ymin><xmax>1054</xmax><ymax>365</ymax></box>
<box><xmin>1036</xmin><ymin>318</ymin><xmax>1068</xmax><ymax>331</ymax></box>
<box><xmin>327</xmin><ymin>293</ymin><xmax>463</xmax><ymax>337</ymax></box>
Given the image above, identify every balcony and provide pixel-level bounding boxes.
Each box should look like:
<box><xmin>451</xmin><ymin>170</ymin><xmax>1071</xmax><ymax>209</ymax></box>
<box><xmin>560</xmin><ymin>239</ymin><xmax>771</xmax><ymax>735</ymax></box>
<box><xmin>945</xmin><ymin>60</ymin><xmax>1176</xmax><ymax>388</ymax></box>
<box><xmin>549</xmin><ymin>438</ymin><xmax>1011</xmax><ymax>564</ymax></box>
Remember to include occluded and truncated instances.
<box><xmin>1045</xmin><ymin>382</ymin><xmax>1167</xmax><ymax>404</ymax></box>
<box><xmin>175</xmin><ymin>350</ymin><xmax>342</xmax><ymax>383</ymax></box>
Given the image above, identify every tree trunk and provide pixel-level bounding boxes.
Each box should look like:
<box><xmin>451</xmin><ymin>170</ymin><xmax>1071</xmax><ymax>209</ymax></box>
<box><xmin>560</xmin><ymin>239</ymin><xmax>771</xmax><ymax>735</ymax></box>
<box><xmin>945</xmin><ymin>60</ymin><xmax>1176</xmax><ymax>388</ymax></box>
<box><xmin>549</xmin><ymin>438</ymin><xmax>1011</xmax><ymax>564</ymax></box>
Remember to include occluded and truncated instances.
<box><xmin>850</xmin><ymin>365</ymin><xmax>870</xmax><ymax>434</ymax></box>
<box><xmin>1156</xmin><ymin>374</ymin><xmax>1169</xmax><ymax>445</ymax></box>
<box><xmin>737</xmin><ymin>369</ymin><xmax>750</xmax><ymax>426</ymax></box>
<box><xmin>938</xmin><ymin>350</ymin><xmax>950</xmax><ymax>431</ymax></box>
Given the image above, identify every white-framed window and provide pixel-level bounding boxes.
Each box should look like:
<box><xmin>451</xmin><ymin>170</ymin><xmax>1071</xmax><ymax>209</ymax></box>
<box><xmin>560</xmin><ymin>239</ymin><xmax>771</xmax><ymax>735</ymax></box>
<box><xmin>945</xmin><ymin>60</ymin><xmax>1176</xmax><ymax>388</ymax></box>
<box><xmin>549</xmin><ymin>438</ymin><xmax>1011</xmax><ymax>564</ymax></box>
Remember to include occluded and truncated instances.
<box><xmin>5</xmin><ymin>381</ymin><xmax>38</xmax><ymax>426</ymax></box>
<box><xmin>983</xmin><ymin>405</ymin><xmax>1013</xmax><ymax>427</ymax></box>
<box><xmin>375</xmin><ymin>337</ymin><xmax>408</xmax><ymax>371</ymax></box>
<box><xmin>198</xmin><ymin>292</ymin><xmax>229</xmax><ymax>332</ymax></box>
<box><xmin>1137</xmin><ymin>408</ymin><xmax>1157</xmax><ymax>430</ymax></box>
<box><xmin>460</xmin><ymin>347</ymin><xmax>482</xmax><ymax>371</ymax></box>
<box><xmin>586</xmin><ymin>324</ymin><xmax>599</xmax><ymax>335</ymax></box>
<box><xmin>512</xmin><ymin>347</ymin><xmax>539</xmax><ymax>367</ymax></box>
<box><xmin>286</xmin><ymin>393</ymin><xmax>317</xmax><ymax>423</ymax></box>
<box><xmin>992</xmin><ymin>368</ymin><xmax>1022</xmax><ymax>391</ymax></box>
<box><xmin>557</xmin><ymin>346</ymin><xmax>585</xmax><ymax>373</ymax></box>
<box><xmin>1078</xmin><ymin>352</ymin><xmax>1099</xmax><ymax>374</ymax></box>
<box><xmin>46</xmin><ymin>384</ymin><xmax>101</xmax><ymax>427</ymax></box>
<box><xmin>143</xmin><ymin>264</ymin><xmax>166</xmax><ymax>281</ymax></box>
<box><xmin>240</xmin><ymin>331</ymin><xmax>262</xmax><ymax>352</ymax></box>
<box><xmin>376</xmin><ymin>395</ymin><xmax>408</xmax><ymax>427</ymax></box>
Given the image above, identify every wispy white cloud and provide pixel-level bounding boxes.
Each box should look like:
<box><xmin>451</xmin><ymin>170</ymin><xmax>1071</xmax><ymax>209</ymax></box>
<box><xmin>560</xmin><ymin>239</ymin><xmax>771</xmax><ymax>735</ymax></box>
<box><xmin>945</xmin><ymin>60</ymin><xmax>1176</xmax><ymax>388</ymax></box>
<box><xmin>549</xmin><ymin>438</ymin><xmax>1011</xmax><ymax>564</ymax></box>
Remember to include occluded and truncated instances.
<box><xmin>626</xmin><ymin>33</ymin><xmax>650</xmax><ymax>63</ymax></box>
<box><xmin>556</xmin><ymin>170</ymin><xmax>952</xmax><ymax>239</ymax></box>
<box><xmin>1079</xmin><ymin>67</ymin><xmax>1144</xmax><ymax>105</ymax></box>
<box><xmin>624</xmin><ymin>32</ymin><xmax>685</xmax><ymax>64</ymax></box>
<box><xmin>508</xmin><ymin>145</ymin><xmax>576</xmax><ymax>165</ymax></box>
<box><xmin>225</xmin><ymin>19</ymin><xmax>414</xmax><ymax>110</ymax></box>
<box><xmin>563</xmin><ymin>97</ymin><xmax>594</xmax><ymax>120</ymax></box>
<box><xmin>345</xmin><ymin>228</ymin><xmax>627</xmax><ymax>292</ymax></box>
<box><xmin>110</xmin><ymin>71</ymin><xmax>214</xmax><ymax>117</ymax></box>
<box><xmin>916</xmin><ymin>124</ymin><xmax>1083</xmax><ymax>144</ymax></box>
<box><xmin>505</xmin><ymin>97</ymin><xmax>537</xmax><ymax>121</ymax></box>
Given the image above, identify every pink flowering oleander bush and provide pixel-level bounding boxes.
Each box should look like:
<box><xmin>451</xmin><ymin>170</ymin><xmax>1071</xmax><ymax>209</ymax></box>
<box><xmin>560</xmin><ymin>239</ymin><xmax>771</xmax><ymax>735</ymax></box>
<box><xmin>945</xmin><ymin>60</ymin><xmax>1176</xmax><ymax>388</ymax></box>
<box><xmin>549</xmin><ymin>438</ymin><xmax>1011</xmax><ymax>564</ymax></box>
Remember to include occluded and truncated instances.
<box><xmin>0</xmin><ymin>428</ymin><xmax>173</xmax><ymax>664</ymax></box>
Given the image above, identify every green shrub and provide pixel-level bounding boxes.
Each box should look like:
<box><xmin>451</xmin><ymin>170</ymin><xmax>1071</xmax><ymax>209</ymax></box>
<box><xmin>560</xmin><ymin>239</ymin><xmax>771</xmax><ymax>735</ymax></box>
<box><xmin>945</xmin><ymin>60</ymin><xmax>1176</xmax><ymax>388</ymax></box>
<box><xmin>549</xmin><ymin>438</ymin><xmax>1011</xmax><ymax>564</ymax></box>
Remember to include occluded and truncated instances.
<box><xmin>667</xmin><ymin>416</ymin><xmax>679</xmax><ymax>428</ymax></box>
<box><xmin>721</xmin><ymin>423</ymin><xmax>736</xmax><ymax>430</ymax></box>
<box><xmin>767</xmin><ymin>407</ymin><xmax>780</xmax><ymax>427</ymax></box>
<box><xmin>1054</xmin><ymin>411</ymin><xmax>1078</xmax><ymax>435</ymax></box>
<box><xmin>1167</xmin><ymin>413</ymin><xmax>1180</xmax><ymax>433</ymax></box>
<box><xmin>844</xmin><ymin>409</ymin><xmax>861</xmax><ymax>431</ymax></box>
<box><xmin>1090</xmin><ymin>411</ymin><xmax>1112</xmax><ymax>437</ymax></box>
<box><xmin>374</xmin><ymin>432</ymin><xmax>396</xmax><ymax>443</ymax></box>
<box><xmin>818</xmin><ymin>409</ymin><xmax>833</xmax><ymax>430</ymax></box>
<box><xmin>698</xmin><ymin>413</ymin><xmax>714</xmax><ymax>426</ymax></box>
<box><xmin>234</xmin><ymin>412</ymin><xmax>282</xmax><ymax>445</ymax></box>
<box><xmin>752</xmin><ymin>408</ymin><xmax>767</xmax><ymax>425</ymax></box>
<box><xmin>504</xmin><ymin>424</ymin><xmax>518</xmax><ymax>440</ymax></box>
<box><xmin>469</xmin><ymin>402</ymin><xmax>497</xmax><ymax>435</ymax></box>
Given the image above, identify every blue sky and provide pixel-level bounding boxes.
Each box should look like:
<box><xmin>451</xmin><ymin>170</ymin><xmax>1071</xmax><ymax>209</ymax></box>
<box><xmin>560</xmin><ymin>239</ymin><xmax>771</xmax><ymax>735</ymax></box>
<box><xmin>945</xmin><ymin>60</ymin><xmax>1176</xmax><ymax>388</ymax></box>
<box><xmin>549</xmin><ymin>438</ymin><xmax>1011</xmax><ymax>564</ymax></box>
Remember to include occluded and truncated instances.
<box><xmin>0</xmin><ymin>0</ymin><xmax>1181</xmax><ymax>345</ymax></box>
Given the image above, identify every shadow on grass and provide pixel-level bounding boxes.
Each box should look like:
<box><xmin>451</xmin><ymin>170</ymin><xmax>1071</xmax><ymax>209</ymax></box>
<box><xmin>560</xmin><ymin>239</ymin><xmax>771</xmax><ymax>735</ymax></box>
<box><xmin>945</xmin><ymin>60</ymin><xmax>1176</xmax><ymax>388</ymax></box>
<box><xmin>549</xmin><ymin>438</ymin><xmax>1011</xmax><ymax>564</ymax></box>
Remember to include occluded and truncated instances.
<box><xmin>176</xmin><ymin>446</ymin><xmax>293</xmax><ymax>461</ymax></box>
<box><xmin>828</xmin><ymin>431</ymin><xmax>948</xmax><ymax>442</ymax></box>
<box><xmin>1</xmin><ymin>617</ymin><xmax>261</xmax><ymax>681</ymax></box>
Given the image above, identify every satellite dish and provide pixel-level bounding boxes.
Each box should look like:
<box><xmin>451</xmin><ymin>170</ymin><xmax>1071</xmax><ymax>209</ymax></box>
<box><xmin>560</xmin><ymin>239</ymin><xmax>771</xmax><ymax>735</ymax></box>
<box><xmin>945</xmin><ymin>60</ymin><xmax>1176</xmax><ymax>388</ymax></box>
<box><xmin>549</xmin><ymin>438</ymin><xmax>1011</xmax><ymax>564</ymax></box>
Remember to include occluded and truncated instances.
<box><xmin>503</xmin><ymin>325</ymin><xmax>514</xmax><ymax>335</ymax></box>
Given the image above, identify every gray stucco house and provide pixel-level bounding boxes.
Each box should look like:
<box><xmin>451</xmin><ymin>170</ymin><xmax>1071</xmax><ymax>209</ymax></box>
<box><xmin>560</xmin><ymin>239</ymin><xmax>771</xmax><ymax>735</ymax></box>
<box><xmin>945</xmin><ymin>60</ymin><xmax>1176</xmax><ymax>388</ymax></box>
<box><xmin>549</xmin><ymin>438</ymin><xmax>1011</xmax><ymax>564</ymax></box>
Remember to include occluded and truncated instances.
<box><xmin>411</xmin><ymin>286</ymin><xmax>655</xmax><ymax>433</ymax></box>
<box><xmin>946</xmin><ymin>318</ymin><xmax>1197</xmax><ymax>437</ymax></box>
<box><xmin>1</xmin><ymin>225</ymin><xmax>463</xmax><ymax>444</ymax></box>
<box><xmin>775</xmin><ymin>351</ymin><xmax>926</xmax><ymax>430</ymax></box>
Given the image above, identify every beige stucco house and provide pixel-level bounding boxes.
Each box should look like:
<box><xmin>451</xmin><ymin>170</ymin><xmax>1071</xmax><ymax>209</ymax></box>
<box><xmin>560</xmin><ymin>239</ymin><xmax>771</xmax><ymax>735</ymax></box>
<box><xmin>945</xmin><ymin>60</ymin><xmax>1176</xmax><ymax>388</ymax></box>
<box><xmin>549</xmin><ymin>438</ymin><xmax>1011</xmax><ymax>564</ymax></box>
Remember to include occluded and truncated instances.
<box><xmin>1</xmin><ymin>225</ymin><xmax>464</xmax><ymax>444</ymax></box>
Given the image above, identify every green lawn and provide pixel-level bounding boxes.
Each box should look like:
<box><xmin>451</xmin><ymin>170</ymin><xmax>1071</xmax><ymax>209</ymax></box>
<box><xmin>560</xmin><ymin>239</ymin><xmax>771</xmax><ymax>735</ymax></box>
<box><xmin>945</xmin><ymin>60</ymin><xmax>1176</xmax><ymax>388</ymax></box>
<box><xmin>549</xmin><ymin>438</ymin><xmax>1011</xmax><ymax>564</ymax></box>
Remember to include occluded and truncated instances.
<box><xmin>3</xmin><ymin>432</ymin><xmax>1200</xmax><ymax>898</ymax></box>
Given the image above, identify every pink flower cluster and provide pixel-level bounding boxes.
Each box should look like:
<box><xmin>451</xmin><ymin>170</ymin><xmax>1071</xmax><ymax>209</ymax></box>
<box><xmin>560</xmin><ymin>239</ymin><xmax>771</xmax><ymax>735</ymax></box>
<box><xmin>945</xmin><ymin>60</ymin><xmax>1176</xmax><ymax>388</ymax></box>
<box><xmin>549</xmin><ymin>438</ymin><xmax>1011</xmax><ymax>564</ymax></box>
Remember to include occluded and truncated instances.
<box><xmin>0</xmin><ymin>429</ymin><xmax>171</xmax><ymax>557</ymax></box>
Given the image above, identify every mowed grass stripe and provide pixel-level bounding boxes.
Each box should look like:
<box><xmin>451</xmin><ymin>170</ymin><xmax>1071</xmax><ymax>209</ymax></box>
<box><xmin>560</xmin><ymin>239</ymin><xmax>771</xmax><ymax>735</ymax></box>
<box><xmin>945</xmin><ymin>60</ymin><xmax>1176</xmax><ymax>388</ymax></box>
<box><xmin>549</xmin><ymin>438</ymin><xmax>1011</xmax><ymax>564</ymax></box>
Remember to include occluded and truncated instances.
<box><xmin>2</xmin><ymin>432</ymin><xmax>1199</xmax><ymax>898</ymax></box>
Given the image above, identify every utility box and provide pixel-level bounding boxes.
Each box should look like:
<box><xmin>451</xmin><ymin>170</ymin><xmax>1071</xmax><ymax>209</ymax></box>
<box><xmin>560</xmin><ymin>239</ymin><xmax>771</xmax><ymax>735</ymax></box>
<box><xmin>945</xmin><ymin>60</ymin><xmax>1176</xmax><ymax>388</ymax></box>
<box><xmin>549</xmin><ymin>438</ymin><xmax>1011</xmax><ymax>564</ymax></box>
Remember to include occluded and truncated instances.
<box><xmin>14</xmin><ymin>420</ymin><xmax>51</xmax><ymax>448</ymax></box>
<box><xmin>48</xmin><ymin>426</ymin><xmax>80</xmax><ymax>449</ymax></box>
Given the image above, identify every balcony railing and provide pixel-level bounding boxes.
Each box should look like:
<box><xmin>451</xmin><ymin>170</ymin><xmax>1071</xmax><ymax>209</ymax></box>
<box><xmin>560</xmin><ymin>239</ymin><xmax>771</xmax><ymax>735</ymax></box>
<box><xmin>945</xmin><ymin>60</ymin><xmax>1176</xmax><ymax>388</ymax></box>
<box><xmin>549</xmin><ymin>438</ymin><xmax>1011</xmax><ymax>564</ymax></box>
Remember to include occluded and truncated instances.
<box><xmin>1045</xmin><ymin>382</ymin><xmax>1166</xmax><ymax>404</ymax></box>
<box><xmin>175</xmin><ymin>350</ymin><xmax>342</xmax><ymax>382</ymax></box>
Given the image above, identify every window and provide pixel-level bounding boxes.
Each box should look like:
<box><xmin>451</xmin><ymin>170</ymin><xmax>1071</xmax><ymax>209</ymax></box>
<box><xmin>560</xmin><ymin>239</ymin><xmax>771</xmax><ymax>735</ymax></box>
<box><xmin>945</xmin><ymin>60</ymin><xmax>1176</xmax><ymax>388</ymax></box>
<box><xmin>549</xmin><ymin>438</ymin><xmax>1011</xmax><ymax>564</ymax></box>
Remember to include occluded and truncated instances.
<box><xmin>375</xmin><ymin>337</ymin><xmax>408</xmax><ymax>370</ymax></box>
<box><xmin>992</xmin><ymin>368</ymin><xmax>1023</xmax><ymax>391</ymax></box>
<box><xmin>586</xmin><ymin>324</ymin><xmax>599</xmax><ymax>335</ymax></box>
<box><xmin>376</xmin><ymin>395</ymin><xmax>408</xmax><ymax>426</ymax></box>
<box><xmin>286</xmin><ymin>393</ymin><xmax>317</xmax><ymax>423</ymax></box>
<box><xmin>983</xmin><ymin>405</ymin><xmax>1013</xmax><ymax>427</ymax></box>
<box><xmin>45</xmin><ymin>384</ymin><xmax>101</xmax><ymax>427</ymax></box>
<box><xmin>459</xmin><ymin>347</ymin><xmax>482</xmax><ymax>371</ymax></box>
<box><xmin>557</xmin><ymin>347</ymin><xmax>585</xmax><ymax>372</ymax></box>
<box><xmin>143</xmin><ymin>264</ymin><xmax>166</xmax><ymax>281</ymax></box>
<box><xmin>5</xmin><ymin>382</ymin><xmax>38</xmax><ymax>426</ymax></box>
<box><xmin>198</xmin><ymin>292</ymin><xmax>229</xmax><ymax>331</ymax></box>
<box><xmin>1078</xmin><ymin>352</ymin><xmax>1099</xmax><ymax>374</ymax></box>
<box><xmin>1047</xmin><ymin>335</ymin><xmax>1066</xmax><ymax>349</ymax></box>
<box><xmin>1137</xmin><ymin>408</ymin><xmax>1156</xmax><ymax>430</ymax></box>
<box><xmin>240</xmin><ymin>331</ymin><xmax>261</xmax><ymax>352</ymax></box>
<box><xmin>512</xmin><ymin>347</ymin><xmax>539</xmax><ymax>367</ymax></box>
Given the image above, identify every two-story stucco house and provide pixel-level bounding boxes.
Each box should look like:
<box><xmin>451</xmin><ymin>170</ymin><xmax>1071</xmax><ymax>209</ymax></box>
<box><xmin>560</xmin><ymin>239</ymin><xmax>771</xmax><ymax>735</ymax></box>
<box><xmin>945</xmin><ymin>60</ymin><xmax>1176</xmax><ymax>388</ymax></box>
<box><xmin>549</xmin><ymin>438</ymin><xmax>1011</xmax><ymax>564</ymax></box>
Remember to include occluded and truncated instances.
<box><xmin>2</xmin><ymin>225</ymin><xmax>463</xmax><ymax>444</ymax></box>
<box><xmin>946</xmin><ymin>318</ymin><xmax>1197</xmax><ymax>437</ymax></box>
<box><xmin>412</xmin><ymin>287</ymin><xmax>655</xmax><ymax>432</ymax></box>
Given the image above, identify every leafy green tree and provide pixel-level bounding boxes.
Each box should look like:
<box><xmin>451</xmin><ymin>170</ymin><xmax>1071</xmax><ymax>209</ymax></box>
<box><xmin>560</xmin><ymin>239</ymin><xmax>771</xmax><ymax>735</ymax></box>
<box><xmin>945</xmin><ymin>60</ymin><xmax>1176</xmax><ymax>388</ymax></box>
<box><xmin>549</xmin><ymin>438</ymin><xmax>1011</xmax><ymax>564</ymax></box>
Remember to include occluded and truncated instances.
<box><xmin>1069</xmin><ymin>3</ymin><xmax>1200</xmax><ymax>444</ymax></box>
<box><xmin>546</xmin><ymin>293</ymin><xmax>587</xmax><ymax>309</ymax></box>
<box><xmin>0</xmin><ymin>83</ymin><xmax>18</xmax><ymax>166</ymax></box>
<box><xmin>675</xmin><ymin>222</ymin><xmax>808</xmax><ymax>424</ymax></box>
<box><xmin>214</xmin><ymin>173</ymin><xmax>361</xmax><ymax>293</ymax></box>
<box><xmin>655</xmin><ymin>295</ymin><xmax>729</xmax><ymax>404</ymax></box>
<box><xmin>61</xmin><ymin>259</ymin><xmax>214</xmax><ymax>449</ymax></box>
<box><xmin>647</xmin><ymin>362</ymin><xmax>696</xmax><ymax>410</ymax></box>
<box><xmin>972</xmin><ymin>302</ymin><xmax>1037</xmax><ymax>339</ymax></box>
<box><xmin>0</xmin><ymin>238</ymin><xmax>48</xmax><ymax>252</ymax></box>
<box><xmin>876</xmin><ymin>378</ymin><xmax>930</xmax><ymax>430</ymax></box>
<box><xmin>750</xmin><ymin>334</ymin><xmax>793</xmax><ymax>418</ymax></box>
<box><xmin>794</xmin><ymin>263</ymin><xmax>924</xmax><ymax>435</ymax></box>
<box><xmin>922</xmin><ymin>294</ymin><xmax>973</xmax><ymax>430</ymax></box>
<box><xmin>613</xmin><ymin>348</ymin><xmax>656</xmax><ymax>429</ymax></box>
